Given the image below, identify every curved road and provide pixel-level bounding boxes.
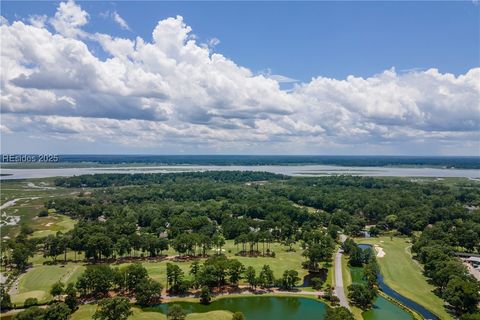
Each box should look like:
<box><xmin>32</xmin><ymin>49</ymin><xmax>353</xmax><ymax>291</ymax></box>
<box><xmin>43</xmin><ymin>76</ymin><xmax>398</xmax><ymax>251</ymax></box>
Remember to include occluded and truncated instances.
<box><xmin>334</xmin><ymin>234</ymin><xmax>350</xmax><ymax>309</ymax></box>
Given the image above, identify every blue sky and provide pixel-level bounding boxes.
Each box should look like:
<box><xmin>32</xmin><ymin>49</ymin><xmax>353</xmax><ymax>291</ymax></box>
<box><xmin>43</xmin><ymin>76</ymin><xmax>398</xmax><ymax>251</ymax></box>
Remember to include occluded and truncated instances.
<box><xmin>2</xmin><ymin>1</ymin><xmax>478</xmax><ymax>81</ymax></box>
<box><xmin>1</xmin><ymin>1</ymin><xmax>479</xmax><ymax>155</ymax></box>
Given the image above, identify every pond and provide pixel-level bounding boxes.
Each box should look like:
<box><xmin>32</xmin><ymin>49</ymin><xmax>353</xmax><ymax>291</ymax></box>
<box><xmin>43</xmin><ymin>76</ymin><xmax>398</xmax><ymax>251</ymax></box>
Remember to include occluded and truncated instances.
<box><xmin>363</xmin><ymin>296</ymin><xmax>414</xmax><ymax>320</ymax></box>
<box><xmin>358</xmin><ymin>244</ymin><xmax>439</xmax><ymax>320</ymax></box>
<box><xmin>150</xmin><ymin>296</ymin><xmax>328</xmax><ymax>320</ymax></box>
<box><xmin>350</xmin><ymin>265</ymin><xmax>412</xmax><ymax>320</ymax></box>
<box><xmin>300</xmin><ymin>269</ymin><xmax>327</xmax><ymax>287</ymax></box>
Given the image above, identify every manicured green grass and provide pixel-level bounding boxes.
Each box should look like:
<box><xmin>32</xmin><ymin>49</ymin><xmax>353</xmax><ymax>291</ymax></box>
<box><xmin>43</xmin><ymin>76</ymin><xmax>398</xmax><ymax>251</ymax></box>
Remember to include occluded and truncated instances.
<box><xmin>325</xmin><ymin>262</ymin><xmax>334</xmax><ymax>288</ymax></box>
<box><xmin>357</xmin><ymin>236</ymin><xmax>451</xmax><ymax>320</ymax></box>
<box><xmin>350</xmin><ymin>266</ymin><xmax>364</xmax><ymax>284</ymax></box>
<box><xmin>125</xmin><ymin>240</ymin><xmax>309</xmax><ymax>289</ymax></box>
<box><xmin>70</xmin><ymin>304</ymin><xmax>97</xmax><ymax>320</ymax></box>
<box><xmin>4</xmin><ymin>190</ymin><xmax>327</xmax><ymax>309</ymax></box>
<box><xmin>340</xmin><ymin>255</ymin><xmax>363</xmax><ymax>320</ymax></box>
<box><xmin>130</xmin><ymin>307</ymin><xmax>166</xmax><ymax>320</ymax></box>
<box><xmin>136</xmin><ymin>260</ymin><xmax>192</xmax><ymax>287</ymax></box>
<box><xmin>185</xmin><ymin>310</ymin><xmax>233</xmax><ymax>320</ymax></box>
<box><xmin>223</xmin><ymin>240</ymin><xmax>308</xmax><ymax>283</ymax></box>
<box><xmin>341</xmin><ymin>255</ymin><xmax>350</xmax><ymax>293</ymax></box>
<box><xmin>30</xmin><ymin>213</ymin><xmax>77</xmax><ymax>238</ymax></box>
<box><xmin>12</xmin><ymin>264</ymin><xmax>85</xmax><ymax>305</ymax></box>
<box><xmin>8</xmin><ymin>238</ymin><xmax>314</xmax><ymax>307</ymax></box>
<box><xmin>29</xmin><ymin>250</ymin><xmax>85</xmax><ymax>266</ymax></box>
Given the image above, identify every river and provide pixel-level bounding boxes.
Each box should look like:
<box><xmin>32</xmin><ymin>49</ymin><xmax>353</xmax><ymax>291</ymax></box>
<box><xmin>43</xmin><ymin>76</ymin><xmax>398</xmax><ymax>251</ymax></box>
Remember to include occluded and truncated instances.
<box><xmin>1</xmin><ymin>164</ymin><xmax>479</xmax><ymax>180</ymax></box>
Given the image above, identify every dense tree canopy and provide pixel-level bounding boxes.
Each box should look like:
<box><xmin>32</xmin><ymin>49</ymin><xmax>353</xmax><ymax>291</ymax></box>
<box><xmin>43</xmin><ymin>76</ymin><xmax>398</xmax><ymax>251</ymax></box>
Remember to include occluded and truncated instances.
<box><xmin>93</xmin><ymin>297</ymin><xmax>133</xmax><ymax>320</ymax></box>
<box><xmin>326</xmin><ymin>306</ymin><xmax>355</xmax><ymax>320</ymax></box>
<box><xmin>6</xmin><ymin>172</ymin><xmax>479</xmax><ymax>318</ymax></box>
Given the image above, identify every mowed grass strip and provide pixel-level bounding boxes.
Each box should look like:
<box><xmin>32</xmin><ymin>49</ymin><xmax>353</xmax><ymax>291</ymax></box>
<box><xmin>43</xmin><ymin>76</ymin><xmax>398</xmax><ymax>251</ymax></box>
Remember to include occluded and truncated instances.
<box><xmin>357</xmin><ymin>236</ymin><xmax>450</xmax><ymax>320</ymax></box>
<box><xmin>70</xmin><ymin>304</ymin><xmax>98</xmax><ymax>320</ymax></box>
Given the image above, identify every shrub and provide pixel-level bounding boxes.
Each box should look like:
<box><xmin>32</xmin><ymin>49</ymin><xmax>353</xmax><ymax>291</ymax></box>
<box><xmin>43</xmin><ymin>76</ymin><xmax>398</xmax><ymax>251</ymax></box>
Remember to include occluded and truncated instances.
<box><xmin>38</xmin><ymin>210</ymin><xmax>49</xmax><ymax>217</ymax></box>
<box><xmin>311</xmin><ymin>277</ymin><xmax>325</xmax><ymax>290</ymax></box>
<box><xmin>23</xmin><ymin>297</ymin><xmax>38</xmax><ymax>307</ymax></box>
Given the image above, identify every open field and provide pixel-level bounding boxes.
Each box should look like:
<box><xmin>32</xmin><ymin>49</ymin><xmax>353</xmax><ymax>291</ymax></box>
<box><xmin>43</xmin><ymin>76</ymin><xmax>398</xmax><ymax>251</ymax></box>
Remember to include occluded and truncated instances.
<box><xmin>357</xmin><ymin>236</ymin><xmax>451</xmax><ymax>320</ymax></box>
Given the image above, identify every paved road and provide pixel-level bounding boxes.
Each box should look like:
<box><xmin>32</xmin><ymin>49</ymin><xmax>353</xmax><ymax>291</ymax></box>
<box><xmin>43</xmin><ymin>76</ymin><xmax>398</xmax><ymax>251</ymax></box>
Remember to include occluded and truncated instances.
<box><xmin>334</xmin><ymin>234</ymin><xmax>350</xmax><ymax>309</ymax></box>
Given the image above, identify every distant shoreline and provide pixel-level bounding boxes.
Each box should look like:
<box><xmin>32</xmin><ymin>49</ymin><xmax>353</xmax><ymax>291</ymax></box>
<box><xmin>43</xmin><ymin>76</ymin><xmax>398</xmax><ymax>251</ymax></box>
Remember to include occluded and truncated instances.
<box><xmin>1</xmin><ymin>154</ymin><xmax>479</xmax><ymax>169</ymax></box>
<box><xmin>1</xmin><ymin>164</ymin><xmax>479</xmax><ymax>180</ymax></box>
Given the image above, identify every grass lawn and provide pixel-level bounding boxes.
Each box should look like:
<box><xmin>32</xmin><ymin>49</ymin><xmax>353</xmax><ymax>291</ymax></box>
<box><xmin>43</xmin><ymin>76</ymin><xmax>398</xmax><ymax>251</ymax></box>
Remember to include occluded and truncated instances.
<box><xmin>350</xmin><ymin>266</ymin><xmax>364</xmax><ymax>284</ymax></box>
<box><xmin>357</xmin><ymin>236</ymin><xmax>451</xmax><ymax>320</ymax></box>
<box><xmin>325</xmin><ymin>262</ymin><xmax>334</xmax><ymax>288</ymax></box>
<box><xmin>340</xmin><ymin>255</ymin><xmax>363</xmax><ymax>320</ymax></box>
<box><xmin>29</xmin><ymin>213</ymin><xmax>77</xmax><ymax>238</ymax></box>
<box><xmin>71</xmin><ymin>304</ymin><xmax>234</xmax><ymax>320</ymax></box>
<box><xmin>187</xmin><ymin>311</ymin><xmax>233</xmax><ymax>320</ymax></box>
<box><xmin>7</xmin><ymin>238</ymin><xmax>314</xmax><ymax>307</ymax></box>
<box><xmin>29</xmin><ymin>248</ymin><xmax>86</xmax><ymax>265</ymax></box>
<box><xmin>223</xmin><ymin>240</ymin><xmax>308</xmax><ymax>282</ymax></box>
<box><xmin>136</xmin><ymin>260</ymin><xmax>192</xmax><ymax>287</ymax></box>
<box><xmin>124</xmin><ymin>239</ymin><xmax>309</xmax><ymax>290</ymax></box>
<box><xmin>70</xmin><ymin>304</ymin><xmax>98</xmax><ymax>320</ymax></box>
<box><xmin>11</xmin><ymin>263</ymin><xmax>85</xmax><ymax>305</ymax></box>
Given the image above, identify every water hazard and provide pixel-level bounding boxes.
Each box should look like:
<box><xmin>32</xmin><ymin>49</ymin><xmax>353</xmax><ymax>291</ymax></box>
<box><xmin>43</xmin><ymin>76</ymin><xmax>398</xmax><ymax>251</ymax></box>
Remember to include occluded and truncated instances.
<box><xmin>358</xmin><ymin>244</ymin><xmax>439</xmax><ymax>320</ymax></box>
<box><xmin>150</xmin><ymin>296</ymin><xmax>328</xmax><ymax>320</ymax></box>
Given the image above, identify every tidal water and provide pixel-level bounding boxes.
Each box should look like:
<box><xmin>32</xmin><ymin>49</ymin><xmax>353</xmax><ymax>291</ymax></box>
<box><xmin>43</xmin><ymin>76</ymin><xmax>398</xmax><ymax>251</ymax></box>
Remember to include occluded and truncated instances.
<box><xmin>1</xmin><ymin>164</ymin><xmax>479</xmax><ymax>180</ymax></box>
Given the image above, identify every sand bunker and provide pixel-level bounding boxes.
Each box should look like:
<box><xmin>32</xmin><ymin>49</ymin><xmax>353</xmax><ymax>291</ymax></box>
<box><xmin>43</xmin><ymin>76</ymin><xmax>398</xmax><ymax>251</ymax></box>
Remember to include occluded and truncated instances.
<box><xmin>374</xmin><ymin>244</ymin><xmax>386</xmax><ymax>258</ymax></box>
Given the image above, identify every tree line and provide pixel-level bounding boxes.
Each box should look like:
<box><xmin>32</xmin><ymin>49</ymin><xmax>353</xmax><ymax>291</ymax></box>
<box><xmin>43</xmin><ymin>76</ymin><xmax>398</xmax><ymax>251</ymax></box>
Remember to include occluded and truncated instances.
<box><xmin>412</xmin><ymin>223</ymin><xmax>480</xmax><ymax>318</ymax></box>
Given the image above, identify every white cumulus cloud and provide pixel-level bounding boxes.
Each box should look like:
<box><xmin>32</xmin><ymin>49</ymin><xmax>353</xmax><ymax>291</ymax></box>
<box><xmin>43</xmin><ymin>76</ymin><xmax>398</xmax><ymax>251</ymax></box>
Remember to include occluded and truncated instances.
<box><xmin>1</xmin><ymin>0</ymin><xmax>479</xmax><ymax>154</ymax></box>
<box><xmin>49</xmin><ymin>0</ymin><xmax>89</xmax><ymax>38</ymax></box>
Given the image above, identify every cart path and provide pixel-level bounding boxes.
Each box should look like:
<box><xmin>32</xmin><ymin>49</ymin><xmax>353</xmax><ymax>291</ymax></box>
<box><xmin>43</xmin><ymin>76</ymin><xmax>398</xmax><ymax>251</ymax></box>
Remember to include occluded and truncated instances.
<box><xmin>334</xmin><ymin>234</ymin><xmax>350</xmax><ymax>309</ymax></box>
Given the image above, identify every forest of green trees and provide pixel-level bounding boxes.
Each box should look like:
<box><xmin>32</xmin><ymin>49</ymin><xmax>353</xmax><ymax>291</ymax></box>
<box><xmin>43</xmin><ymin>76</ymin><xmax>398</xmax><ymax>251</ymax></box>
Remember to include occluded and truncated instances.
<box><xmin>1</xmin><ymin>172</ymin><xmax>479</xmax><ymax>319</ymax></box>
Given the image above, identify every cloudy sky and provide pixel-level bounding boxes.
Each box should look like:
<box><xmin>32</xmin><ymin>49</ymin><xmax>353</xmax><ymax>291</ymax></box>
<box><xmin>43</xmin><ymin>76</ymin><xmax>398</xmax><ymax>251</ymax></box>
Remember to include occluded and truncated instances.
<box><xmin>1</xmin><ymin>1</ymin><xmax>479</xmax><ymax>155</ymax></box>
